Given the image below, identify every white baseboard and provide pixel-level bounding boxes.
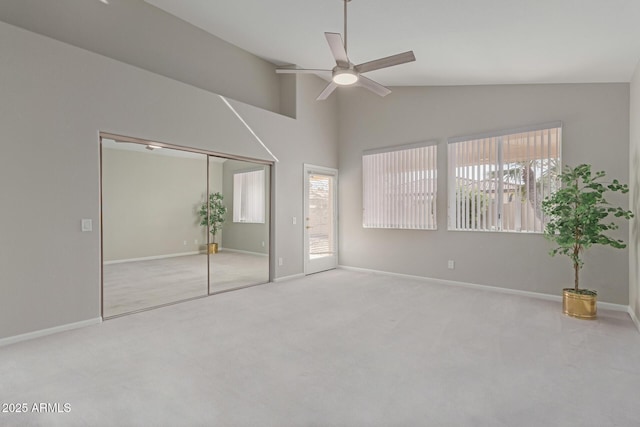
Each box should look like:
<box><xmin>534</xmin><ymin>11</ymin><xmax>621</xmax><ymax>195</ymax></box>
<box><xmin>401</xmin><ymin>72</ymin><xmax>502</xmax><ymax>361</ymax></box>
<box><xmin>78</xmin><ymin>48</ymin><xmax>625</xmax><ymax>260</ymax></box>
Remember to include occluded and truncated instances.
<box><xmin>104</xmin><ymin>251</ymin><xmax>202</xmax><ymax>265</ymax></box>
<box><xmin>220</xmin><ymin>248</ymin><xmax>269</xmax><ymax>257</ymax></box>
<box><xmin>338</xmin><ymin>265</ymin><xmax>630</xmax><ymax>312</ymax></box>
<box><xmin>598</xmin><ymin>301</ymin><xmax>632</xmax><ymax>313</ymax></box>
<box><xmin>274</xmin><ymin>273</ymin><xmax>305</xmax><ymax>283</ymax></box>
<box><xmin>0</xmin><ymin>317</ymin><xmax>102</xmax><ymax>348</ymax></box>
<box><xmin>629</xmin><ymin>307</ymin><xmax>640</xmax><ymax>333</ymax></box>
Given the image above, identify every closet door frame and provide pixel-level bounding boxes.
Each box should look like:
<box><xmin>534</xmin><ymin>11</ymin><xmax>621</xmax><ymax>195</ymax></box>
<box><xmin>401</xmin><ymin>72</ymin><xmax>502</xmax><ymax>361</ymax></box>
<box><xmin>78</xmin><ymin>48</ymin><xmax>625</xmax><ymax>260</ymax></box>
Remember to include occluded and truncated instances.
<box><xmin>99</xmin><ymin>132</ymin><xmax>274</xmax><ymax>319</ymax></box>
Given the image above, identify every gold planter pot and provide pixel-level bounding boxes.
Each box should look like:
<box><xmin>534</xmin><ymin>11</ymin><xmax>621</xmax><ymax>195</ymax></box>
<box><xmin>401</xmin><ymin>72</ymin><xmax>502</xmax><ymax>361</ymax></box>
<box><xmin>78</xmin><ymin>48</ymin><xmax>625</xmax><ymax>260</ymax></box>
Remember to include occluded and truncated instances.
<box><xmin>207</xmin><ymin>243</ymin><xmax>218</xmax><ymax>254</ymax></box>
<box><xmin>562</xmin><ymin>289</ymin><xmax>597</xmax><ymax>319</ymax></box>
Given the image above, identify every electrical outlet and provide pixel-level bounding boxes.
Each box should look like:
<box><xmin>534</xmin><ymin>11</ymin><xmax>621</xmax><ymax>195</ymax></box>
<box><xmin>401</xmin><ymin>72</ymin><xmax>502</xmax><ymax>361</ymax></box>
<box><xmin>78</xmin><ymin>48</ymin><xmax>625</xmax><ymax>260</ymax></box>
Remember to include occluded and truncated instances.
<box><xmin>278</xmin><ymin>257</ymin><xmax>283</xmax><ymax>266</ymax></box>
<box><xmin>448</xmin><ymin>260</ymin><xmax>455</xmax><ymax>270</ymax></box>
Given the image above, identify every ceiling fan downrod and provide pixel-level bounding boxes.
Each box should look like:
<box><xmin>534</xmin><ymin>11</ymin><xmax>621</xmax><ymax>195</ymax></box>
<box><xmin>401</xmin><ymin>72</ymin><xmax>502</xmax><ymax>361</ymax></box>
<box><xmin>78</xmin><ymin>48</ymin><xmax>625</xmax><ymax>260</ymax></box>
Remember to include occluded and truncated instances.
<box><xmin>275</xmin><ymin>0</ymin><xmax>415</xmax><ymax>100</ymax></box>
<box><xmin>344</xmin><ymin>0</ymin><xmax>350</xmax><ymax>56</ymax></box>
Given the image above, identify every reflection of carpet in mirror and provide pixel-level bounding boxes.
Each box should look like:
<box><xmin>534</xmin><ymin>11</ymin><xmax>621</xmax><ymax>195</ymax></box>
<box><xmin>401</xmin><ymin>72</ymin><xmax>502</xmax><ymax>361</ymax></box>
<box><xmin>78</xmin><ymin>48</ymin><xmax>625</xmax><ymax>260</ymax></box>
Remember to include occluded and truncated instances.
<box><xmin>103</xmin><ymin>251</ymin><xmax>269</xmax><ymax>317</ymax></box>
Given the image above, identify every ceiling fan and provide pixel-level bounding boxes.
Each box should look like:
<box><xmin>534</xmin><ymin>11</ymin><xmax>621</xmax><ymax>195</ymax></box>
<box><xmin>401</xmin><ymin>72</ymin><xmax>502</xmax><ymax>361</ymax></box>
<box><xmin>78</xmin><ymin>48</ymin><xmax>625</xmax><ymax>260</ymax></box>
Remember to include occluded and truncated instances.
<box><xmin>276</xmin><ymin>0</ymin><xmax>416</xmax><ymax>100</ymax></box>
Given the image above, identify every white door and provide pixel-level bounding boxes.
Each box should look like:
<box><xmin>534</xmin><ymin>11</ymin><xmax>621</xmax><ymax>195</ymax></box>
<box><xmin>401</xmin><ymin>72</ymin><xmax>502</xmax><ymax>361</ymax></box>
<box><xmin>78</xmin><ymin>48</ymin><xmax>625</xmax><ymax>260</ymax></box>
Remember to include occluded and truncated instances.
<box><xmin>304</xmin><ymin>165</ymin><xmax>338</xmax><ymax>275</ymax></box>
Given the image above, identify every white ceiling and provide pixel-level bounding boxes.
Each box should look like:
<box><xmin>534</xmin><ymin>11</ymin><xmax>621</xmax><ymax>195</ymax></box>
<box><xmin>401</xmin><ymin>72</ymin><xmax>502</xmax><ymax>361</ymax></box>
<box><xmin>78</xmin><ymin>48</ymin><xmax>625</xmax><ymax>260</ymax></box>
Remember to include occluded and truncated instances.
<box><xmin>145</xmin><ymin>0</ymin><xmax>640</xmax><ymax>86</ymax></box>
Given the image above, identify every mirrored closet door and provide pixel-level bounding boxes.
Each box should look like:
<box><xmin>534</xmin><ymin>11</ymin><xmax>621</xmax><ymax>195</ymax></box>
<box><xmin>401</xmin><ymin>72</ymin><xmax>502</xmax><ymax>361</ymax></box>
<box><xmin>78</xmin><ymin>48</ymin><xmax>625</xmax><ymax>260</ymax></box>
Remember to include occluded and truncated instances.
<box><xmin>101</xmin><ymin>139</ymin><xmax>209</xmax><ymax>317</ymax></box>
<box><xmin>208</xmin><ymin>158</ymin><xmax>270</xmax><ymax>293</ymax></box>
<box><xmin>101</xmin><ymin>136</ymin><xmax>271</xmax><ymax>318</ymax></box>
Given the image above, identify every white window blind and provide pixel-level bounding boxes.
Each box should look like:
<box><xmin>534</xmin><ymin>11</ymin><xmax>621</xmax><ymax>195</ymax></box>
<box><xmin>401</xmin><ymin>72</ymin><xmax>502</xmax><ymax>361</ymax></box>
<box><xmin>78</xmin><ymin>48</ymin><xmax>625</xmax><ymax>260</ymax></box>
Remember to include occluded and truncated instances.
<box><xmin>448</xmin><ymin>122</ymin><xmax>561</xmax><ymax>233</ymax></box>
<box><xmin>233</xmin><ymin>169</ymin><xmax>265</xmax><ymax>223</ymax></box>
<box><xmin>308</xmin><ymin>173</ymin><xmax>335</xmax><ymax>259</ymax></box>
<box><xmin>363</xmin><ymin>143</ymin><xmax>437</xmax><ymax>229</ymax></box>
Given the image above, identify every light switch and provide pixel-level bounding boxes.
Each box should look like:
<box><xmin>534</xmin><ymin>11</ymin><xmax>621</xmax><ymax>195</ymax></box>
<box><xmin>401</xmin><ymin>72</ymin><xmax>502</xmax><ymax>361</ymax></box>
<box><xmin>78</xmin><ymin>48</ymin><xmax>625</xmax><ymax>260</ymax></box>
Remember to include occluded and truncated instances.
<box><xmin>292</xmin><ymin>217</ymin><xmax>297</xmax><ymax>225</ymax></box>
<box><xmin>81</xmin><ymin>219</ymin><xmax>92</xmax><ymax>232</ymax></box>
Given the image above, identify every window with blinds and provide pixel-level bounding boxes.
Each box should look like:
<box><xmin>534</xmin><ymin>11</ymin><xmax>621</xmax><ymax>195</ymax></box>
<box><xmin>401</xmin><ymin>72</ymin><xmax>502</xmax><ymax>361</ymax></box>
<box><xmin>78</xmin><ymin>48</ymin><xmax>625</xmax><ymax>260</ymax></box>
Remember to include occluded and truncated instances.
<box><xmin>363</xmin><ymin>142</ymin><xmax>437</xmax><ymax>229</ymax></box>
<box><xmin>447</xmin><ymin>122</ymin><xmax>561</xmax><ymax>233</ymax></box>
<box><xmin>233</xmin><ymin>169</ymin><xmax>265</xmax><ymax>223</ymax></box>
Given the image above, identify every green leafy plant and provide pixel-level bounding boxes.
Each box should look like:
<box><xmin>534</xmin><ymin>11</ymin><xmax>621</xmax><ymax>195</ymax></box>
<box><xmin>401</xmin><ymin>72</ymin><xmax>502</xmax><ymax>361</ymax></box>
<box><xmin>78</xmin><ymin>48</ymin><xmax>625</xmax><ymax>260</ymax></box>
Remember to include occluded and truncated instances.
<box><xmin>541</xmin><ymin>164</ymin><xmax>633</xmax><ymax>294</ymax></box>
<box><xmin>198</xmin><ymin>192</ymin><xmax>227</xmax><ymax>244</ymax></box>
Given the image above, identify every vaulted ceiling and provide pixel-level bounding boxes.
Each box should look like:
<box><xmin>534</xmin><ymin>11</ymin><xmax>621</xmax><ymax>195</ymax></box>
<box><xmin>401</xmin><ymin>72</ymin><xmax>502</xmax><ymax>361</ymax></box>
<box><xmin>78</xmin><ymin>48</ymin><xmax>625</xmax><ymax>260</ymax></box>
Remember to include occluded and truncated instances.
<box><xmin>145</xmin><ymin>0</ymin><xmax>640</xmax><ymax>86</ymax></box>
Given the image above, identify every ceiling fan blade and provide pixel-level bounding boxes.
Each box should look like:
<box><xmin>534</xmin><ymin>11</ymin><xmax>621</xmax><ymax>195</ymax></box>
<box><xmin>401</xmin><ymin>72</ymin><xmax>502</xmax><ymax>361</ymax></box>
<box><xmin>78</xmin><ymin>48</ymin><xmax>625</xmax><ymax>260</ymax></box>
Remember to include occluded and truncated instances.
<box><xmin>276</xmin><ymin>68</ymin><xmax>331</xmax><ymax>76</ymax></box>
<box><xmin>357</xmin><ymin>76</ymin><xmax>391</xmax><ymax>97</ymax></box>
<box><xmin>325</xmin><ymin>32</ymin><xmax>349</xmax><ymax>68</ymax></box>
<box><xmin>316</xmin><ymin>82</ymin><xmax>338</xmax><ymax>101</ymax></box>
<box><xmin>355</xmin><ymin>51</ymin><xmax>416</xmax><ymax>74</ymax></box>
<box><xmin>276</xmin><ymin>68</ymin><xmax>331</xmax><ymax>74</ymax></box>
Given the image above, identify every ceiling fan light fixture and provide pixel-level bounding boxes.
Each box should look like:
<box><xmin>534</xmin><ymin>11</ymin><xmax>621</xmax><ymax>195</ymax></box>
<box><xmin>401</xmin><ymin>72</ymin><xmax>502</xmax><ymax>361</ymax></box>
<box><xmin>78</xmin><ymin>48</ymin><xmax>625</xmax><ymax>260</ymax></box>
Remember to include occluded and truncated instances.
<box><xmin>332</xmin><ymin>69</ymin><xmax>359</xmax><ymax>85</ymax></box>
<box><xmin>275</xmin><ymin>0</ymin><xmax>414</xmax><ymax>99</ymax></box>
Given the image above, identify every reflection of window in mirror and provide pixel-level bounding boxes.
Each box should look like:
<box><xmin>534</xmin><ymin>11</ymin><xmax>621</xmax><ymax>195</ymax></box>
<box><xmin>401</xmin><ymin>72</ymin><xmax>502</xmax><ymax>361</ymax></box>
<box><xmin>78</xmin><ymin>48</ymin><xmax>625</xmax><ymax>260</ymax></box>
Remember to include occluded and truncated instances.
<box><xmin>233</xmin><ymin>168</ymin><xmax>265</xmax><ymax>223</ymax></box>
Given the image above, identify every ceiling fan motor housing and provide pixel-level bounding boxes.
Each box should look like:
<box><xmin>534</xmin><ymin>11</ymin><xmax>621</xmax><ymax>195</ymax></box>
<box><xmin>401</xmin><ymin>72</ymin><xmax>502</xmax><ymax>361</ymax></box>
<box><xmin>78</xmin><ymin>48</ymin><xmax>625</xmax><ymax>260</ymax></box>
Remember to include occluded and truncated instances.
<box><xmin>275</xmin><ymin>0</ymin><xmax>415</xmax><ymax>99</ymax></box>
<box><xmin>332</xmin><ymin>67</ymin><xmax>358</xmax><ymax>85</ymax></box>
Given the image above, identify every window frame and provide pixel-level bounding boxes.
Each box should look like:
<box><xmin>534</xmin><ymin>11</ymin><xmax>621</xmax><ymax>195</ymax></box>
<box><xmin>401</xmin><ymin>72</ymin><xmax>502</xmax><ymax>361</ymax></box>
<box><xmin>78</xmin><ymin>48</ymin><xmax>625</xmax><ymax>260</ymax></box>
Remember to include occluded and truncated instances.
<box><xmin>447</xmin><ymin>122</ymin><xmax>562</xmax><ymax>234</ymax></box>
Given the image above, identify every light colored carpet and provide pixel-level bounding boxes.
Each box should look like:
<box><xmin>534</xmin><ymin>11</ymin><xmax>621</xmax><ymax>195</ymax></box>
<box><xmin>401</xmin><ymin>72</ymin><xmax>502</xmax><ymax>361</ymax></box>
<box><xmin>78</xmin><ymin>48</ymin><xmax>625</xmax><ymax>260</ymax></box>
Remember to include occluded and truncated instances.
<box><xmin>208</xmin><ymin>250</ymin><xmax>269</xmax><ymax>290</ymax></box>
<box><xmin>1</xmin><ymin>269</ymin><xmax>639</xmax><ymax>426</ymax></box>
<box><xmin>103</xmin><ymin>251</ymin><xmax>269</xmax><ymax>317</ymax></box>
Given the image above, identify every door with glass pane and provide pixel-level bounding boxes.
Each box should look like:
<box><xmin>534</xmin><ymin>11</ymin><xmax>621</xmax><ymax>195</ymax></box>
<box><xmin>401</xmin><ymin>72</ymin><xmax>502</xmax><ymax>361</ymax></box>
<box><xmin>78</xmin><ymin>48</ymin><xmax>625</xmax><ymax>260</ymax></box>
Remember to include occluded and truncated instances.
<box><xmin>304</xmin><ymin>165</ymin><xmax>338</xmax><ymax>274</ymax></box>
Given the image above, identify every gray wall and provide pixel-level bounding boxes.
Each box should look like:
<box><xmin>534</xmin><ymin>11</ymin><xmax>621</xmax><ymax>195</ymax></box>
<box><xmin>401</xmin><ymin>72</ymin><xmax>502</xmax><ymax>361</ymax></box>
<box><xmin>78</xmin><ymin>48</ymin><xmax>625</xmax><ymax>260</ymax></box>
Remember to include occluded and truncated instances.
<box><xmin>221</xmin><ymin>160</ymin><xmax>270</xmax><ymax>255</ymax></box>
<box><xmin>0</xmin><ymin>0</ymin><xmax>282</xmax><ymax>114</ymax></box>
<box><xmin>0</xmin><ymin>21</ymin><xmax>337</xmax><ymax>340</ymax></box>
<box><xmin>630</xmin><ymin>63</ymin><xmax>640</xmax><ymax>322</ymax></box>
<box><xmin>338</xmin><ymin>84</ymin><xmax>630</xmax><ymax>304</ymax></box>
<box><xmin>229</xmin><ymin>81</ymin><xmax>339</xmax><ymax>278</ymax></box>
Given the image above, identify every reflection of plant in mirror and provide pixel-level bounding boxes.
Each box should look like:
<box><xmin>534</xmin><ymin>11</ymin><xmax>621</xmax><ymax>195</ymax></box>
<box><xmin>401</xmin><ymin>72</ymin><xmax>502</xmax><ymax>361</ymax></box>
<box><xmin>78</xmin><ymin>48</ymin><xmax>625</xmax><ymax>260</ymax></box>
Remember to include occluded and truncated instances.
<box><xmin>198</xmin><ymin>192</ymin><xmax>227</xmax><ymax>243</ymax></box>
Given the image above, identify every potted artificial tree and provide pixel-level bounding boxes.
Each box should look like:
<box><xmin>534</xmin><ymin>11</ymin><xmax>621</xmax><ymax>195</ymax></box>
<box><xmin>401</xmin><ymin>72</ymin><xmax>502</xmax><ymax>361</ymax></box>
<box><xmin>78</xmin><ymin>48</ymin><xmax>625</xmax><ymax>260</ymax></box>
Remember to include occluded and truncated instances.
<box><xmin>198</xmin><ymin>192</ymin><xmax>227</xmax><ymax>254</ymax></box>
<box><xmin>541</xmin><ymin>164</ymin><xmax>633</xmax><ymax>319</ymax></box>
